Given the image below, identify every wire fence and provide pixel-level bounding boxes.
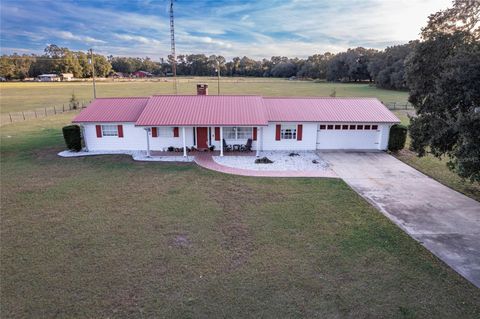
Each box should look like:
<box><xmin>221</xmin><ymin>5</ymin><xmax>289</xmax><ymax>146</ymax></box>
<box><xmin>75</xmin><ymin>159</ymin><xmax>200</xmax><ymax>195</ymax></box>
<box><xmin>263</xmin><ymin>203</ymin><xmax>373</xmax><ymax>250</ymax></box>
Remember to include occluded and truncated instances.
<box><xmin>383</xmin><ymin>101</ymin><xmax>415</xmax><ymax>110</ymax></box>
<box><xmin>2</xmin><ymin>101</ymin><xmax>89</xmax><ymax>125</ymax></box>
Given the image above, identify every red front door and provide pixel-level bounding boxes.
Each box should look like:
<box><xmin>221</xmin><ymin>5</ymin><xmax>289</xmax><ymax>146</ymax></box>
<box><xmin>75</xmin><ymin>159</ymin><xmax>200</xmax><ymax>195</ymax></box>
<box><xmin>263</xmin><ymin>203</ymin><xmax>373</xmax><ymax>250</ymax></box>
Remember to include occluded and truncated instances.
<box><xmin>196</xmin><ymin>127</ymin><xmax>209</xmax><ymax>149</ymax></box>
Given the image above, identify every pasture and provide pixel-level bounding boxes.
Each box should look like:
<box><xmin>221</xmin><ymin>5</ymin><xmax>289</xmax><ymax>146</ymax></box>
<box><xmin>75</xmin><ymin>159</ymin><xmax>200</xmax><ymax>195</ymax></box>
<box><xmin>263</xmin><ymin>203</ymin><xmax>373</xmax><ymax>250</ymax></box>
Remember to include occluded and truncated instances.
<box><xmin>1</xmin><ymin>113</ymin><xmax>480</xmax><ymax>318</ymax></box>
<box><xmin>0</xmin><ymin>78</ymin><xmax>409</xmax><ymax>114</ymax></box>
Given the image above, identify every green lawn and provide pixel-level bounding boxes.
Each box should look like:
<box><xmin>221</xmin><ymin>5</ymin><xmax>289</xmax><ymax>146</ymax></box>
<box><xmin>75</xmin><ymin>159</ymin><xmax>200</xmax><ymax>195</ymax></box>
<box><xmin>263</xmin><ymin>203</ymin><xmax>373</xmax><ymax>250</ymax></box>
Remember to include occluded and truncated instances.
<box><xmin>1</xmin><ymin>114</ymin><xmax>479</xmax><ymax>318</ymax></box>
<box><xmin>0</xmin><ymin>78</ymin><xmax>408</xmax><ymax>114</ymax></box>
<box><xmin>392</xmin><ymin>110</ymin><xmax>480</xmax><ymax>201</ymax></box>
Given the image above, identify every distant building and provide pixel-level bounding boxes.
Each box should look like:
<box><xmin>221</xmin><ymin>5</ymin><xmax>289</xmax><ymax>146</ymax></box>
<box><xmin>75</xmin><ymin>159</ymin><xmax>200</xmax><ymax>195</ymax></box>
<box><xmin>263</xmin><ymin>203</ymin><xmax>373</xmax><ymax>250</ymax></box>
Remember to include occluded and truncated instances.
<box><xmin>61</xmin><ymin>73</ymin><xmax>74</xmax><ymax>81</ymax></box>
<box><xmin>132</xmin><ymin>71</ymin><xmax>153</xmax><ymax>78</ymax></box>
<box><xmin>111</xmin><ymin>72</ymin><xmax>126</xmax><ymax>78</ymax></box>
<box><xmin>38</xmin><ymin>74</ymin><xmax>60</xmax><ymax>82</ymax></box>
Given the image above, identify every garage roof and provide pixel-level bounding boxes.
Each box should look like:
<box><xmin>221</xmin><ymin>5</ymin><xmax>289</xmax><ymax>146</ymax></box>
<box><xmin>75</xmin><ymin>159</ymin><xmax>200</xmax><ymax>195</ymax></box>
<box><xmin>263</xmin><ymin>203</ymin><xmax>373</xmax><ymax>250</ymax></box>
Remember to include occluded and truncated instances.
<box><xmin>264</xmin><ymin>97</ymin><xmax>400</xmax><ymax>123</ymax></box>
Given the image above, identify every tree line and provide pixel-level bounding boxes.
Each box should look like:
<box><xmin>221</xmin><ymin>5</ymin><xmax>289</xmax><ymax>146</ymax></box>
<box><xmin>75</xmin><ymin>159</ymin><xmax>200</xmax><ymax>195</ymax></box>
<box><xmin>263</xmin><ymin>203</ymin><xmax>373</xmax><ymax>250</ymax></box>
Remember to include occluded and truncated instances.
<box><xmin>1</xmin><ymin>42</ymin><xmax>417</xmax><ymax>90</ymax></box>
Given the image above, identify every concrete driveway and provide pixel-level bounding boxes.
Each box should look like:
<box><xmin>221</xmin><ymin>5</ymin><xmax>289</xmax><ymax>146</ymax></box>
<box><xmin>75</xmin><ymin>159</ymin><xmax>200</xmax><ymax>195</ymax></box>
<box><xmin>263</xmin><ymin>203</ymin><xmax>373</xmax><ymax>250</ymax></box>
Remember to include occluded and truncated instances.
<box><xmin>320</xmin><ymin>151</ymin><xmax>480</xmax><ymax>288</ymax></box>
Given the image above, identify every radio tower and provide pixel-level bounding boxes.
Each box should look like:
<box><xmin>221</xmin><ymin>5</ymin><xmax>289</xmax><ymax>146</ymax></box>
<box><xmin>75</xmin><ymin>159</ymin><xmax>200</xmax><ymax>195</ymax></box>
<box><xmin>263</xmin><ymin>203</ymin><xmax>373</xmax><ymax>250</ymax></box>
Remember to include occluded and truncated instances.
<box><xmin>170</xmin><ymin>0</ymin><xmax>178</xmax><ymax>94</ymax></box>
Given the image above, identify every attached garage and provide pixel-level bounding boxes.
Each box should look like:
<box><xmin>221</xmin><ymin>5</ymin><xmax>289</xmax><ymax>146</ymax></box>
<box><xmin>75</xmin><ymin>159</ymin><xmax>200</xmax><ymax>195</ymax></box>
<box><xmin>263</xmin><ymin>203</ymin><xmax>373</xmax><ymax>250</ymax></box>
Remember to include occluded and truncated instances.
<box><xmin>316</xmin><ymin>123</ymin><xmax>387</xmax><ymax>150</ymax></box>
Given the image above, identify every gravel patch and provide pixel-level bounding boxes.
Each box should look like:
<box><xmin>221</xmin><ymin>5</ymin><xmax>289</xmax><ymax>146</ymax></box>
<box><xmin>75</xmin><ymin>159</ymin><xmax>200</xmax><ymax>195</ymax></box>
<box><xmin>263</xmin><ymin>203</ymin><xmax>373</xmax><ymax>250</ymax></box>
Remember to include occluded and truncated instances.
<box><xmin>58</xmin><ymin>150</ymin><xmax>194</xmax><ymax>162</ymax></box>
<box><xmin>213</xmin><ymin>151</ymin><xmax>329</xmax><ymax>171</ymax></box>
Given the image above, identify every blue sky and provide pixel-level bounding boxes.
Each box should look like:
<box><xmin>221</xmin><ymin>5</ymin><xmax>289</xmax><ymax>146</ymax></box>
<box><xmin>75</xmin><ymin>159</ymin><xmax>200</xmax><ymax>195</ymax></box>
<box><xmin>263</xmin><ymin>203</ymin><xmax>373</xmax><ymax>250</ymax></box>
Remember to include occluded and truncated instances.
<box><xmin>0</xmin><ymin>0</ymin><xmax>451</xmax><ymax>59</ymax></box>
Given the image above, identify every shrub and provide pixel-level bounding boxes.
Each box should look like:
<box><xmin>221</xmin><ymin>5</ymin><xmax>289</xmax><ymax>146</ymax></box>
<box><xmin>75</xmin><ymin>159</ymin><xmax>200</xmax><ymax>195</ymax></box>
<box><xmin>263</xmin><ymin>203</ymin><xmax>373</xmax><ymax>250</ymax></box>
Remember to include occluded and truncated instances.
<box><xmin>255</xmin><ymin>157</ymin><xmax>274</xmax><ymax>164</ymax></box>
<box><xmin>388</xmin><ymin>124</ymin><xmax>408</xmax><ymax>152</ymax></box>
<box><xmin>62</xmin><ymin>125</ymin><xmax>82</xmax><ymax>151</ymax></box>
<box><xmin>69</xmin><ymin>93</ymin><xmax>80</xmax><ymax>110</ymax></box>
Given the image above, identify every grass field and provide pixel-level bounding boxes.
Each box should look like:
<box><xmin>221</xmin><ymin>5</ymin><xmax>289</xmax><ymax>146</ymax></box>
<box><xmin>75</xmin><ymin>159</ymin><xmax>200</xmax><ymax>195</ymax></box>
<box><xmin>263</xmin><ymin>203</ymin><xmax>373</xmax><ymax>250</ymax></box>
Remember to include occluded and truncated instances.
<box><xmin>1</xmin><ymin>113</ymin><xmax>479</xmax><ymax>318</ymax></box>
<box><xmin>392</xmin><ymin>110</ymin><xmax>480</xmax><ymax>201</ymax></box>
<box><xmin>0</xmin><ymin>78</ymin><xmax>409</xmax><ymax>114</ymax></box>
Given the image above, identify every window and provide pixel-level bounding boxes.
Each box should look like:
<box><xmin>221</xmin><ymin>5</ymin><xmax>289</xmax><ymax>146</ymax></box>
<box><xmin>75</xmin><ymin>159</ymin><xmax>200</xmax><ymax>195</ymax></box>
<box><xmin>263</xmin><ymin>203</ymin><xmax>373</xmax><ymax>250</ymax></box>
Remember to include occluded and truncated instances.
<box><xmin>158</xmin><ymin>127</ymin><xmax>174</xmax><ymax>137</ymax></box>
<box><xmin>364</xmin><ymin>125</ymin><xmax>371</xmax><ymax>130</ymax></box>
<box><xmin>102</xmin><ymin>125</ymin><xmax>118</xmax><ymax>136</ymax></box>
<box><xmin>319</xmin><ymin>125</ymin><xmax>326</xmax><ymax>130</ymax></box>
<box><xmin>237</xmin><ymin>127</ymin><xmax>252</xmax><ymax>139</ymax></box>
<box><xmin>342</xmin><ymin>125</ymin><xmax>349</xmax><ymax>130</ymax></box>
<box><xmin>372</xmin><ymin>125</ymin><xmax>378</xmax><ymax>130</ymax></box>
<box><xmin>224</xmin><ymin>127</ymin><xmax>236</xmax><ymax>139</ymax></box>
<box><xmin>327</xmin><ymin>125</ymin><xmax>334</xmax><ymax>130</ymax></box>
<box><xmin>349</xmin><ymin>125</ymin><xmax>356</xmax><ymax>130</ymax></box>
<box><xmin>224</xmin><ymin>127</ymin><xmax>252</xmax><ymax>140</ymax></box>
<box><xmin>334</xmin><ymin>125</ymin><xmax>341</xmax><ymax>130</ymax></box>
<box><xmin>357</xmin><ymin>125</ymin><xmax>364</xmax><ymax>130</ymax></box>
<box><xmin>281</xmin><ymin>125</ymin><xmax>297</xmax><ymax>139</ymax></box>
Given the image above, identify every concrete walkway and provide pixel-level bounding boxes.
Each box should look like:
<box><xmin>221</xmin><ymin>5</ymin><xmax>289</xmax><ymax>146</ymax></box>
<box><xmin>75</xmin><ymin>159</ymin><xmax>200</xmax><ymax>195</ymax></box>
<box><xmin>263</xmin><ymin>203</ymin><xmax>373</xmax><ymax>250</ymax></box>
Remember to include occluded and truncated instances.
<box><xmin>320</xmin><ymin>151</ymin><xmax>480</xmax><ymax>288</ymax></box>
<box><xmin>194</xmin><ymin>153</ymin><xmax>338</xmax><ymax>178</ymax></box>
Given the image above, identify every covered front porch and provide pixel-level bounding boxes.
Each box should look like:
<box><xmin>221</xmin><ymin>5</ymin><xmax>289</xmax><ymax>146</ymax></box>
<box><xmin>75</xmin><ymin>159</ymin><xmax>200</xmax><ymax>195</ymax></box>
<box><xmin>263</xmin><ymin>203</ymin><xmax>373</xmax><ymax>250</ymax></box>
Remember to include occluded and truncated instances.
<box><xmin>142</xmin><ymin>126</ymin><xmax>264</xmax><ymax>157</ymax></box>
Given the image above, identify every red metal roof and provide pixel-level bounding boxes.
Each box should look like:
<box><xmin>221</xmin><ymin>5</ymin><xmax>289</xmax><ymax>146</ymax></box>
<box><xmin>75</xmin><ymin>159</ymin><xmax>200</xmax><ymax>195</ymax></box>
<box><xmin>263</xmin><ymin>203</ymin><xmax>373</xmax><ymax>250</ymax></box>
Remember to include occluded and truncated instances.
<box><xmin>264</xmin><ymin>97</ymin><xmax>400</xmax><ymax>123</ymax></box>
<box><xmin>72</xmin><ymin>97</ymin><xmax>148</xmax><ymax>123</ymax></box>
<box><xmin>135</xmin><ymin>95</ymin><xmax>268</xmax><ymax>126</ymax></box>
<box><xmin>73</xmin><ymin>95</ymin><xmax>399</xmax><ymax>126</ymax></box>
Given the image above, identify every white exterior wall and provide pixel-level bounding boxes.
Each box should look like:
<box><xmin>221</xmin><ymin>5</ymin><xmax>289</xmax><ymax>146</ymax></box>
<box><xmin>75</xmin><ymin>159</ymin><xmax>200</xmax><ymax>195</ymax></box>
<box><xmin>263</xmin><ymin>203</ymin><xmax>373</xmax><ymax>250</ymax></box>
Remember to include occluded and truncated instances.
<box><xmin>378</xmin><ymin>124</ymin><xmax>392</xmax><ymax>150</ymax></box>
<box><xmin>262</xmin><ymin>122</ymin><xmax>318</xmax><ymax>151</ymax></box>
<box><xmin>83</xmin><ymin>124</ymin><xmax>194</xmax><ymax>151</ymax></box>
<box><xmin>82</xmin><ymin>122</ymin><xmax>393</xmax><ymax>152</ymax></box>
<box><xmin>83</xmin><ymin>123</ymin><xmax>146</xmax><ymax>151</ymax></box>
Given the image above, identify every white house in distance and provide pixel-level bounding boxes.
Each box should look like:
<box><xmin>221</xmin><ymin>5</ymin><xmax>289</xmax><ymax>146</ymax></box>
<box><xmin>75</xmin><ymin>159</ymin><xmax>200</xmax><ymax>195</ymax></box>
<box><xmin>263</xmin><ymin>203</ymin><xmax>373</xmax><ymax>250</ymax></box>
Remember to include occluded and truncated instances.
<box><xmin>38</xmin><ymin>74</ymin><xmax>61</xmax><ymax>82</ymax></box>
<box><xmin>72</xmin><ymin>84</ymin><xmax>400</xmax><ymax>156</ymax></box>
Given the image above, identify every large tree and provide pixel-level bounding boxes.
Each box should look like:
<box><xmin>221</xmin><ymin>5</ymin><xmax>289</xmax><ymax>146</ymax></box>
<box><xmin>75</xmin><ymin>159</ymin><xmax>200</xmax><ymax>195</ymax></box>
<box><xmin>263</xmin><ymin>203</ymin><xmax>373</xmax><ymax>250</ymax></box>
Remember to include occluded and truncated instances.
<box><xmin>405</xmin><ymin>0</ymin><xmax>480</xmax><ymax>182</ymax></box>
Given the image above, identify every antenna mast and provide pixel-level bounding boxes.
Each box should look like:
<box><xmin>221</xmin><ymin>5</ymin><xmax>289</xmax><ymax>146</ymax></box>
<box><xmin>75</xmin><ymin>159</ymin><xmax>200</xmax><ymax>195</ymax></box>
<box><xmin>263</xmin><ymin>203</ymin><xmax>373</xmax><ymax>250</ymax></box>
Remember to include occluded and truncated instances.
<box><xmin>170</xmin><ymin>0</ymin><xmax>177</xmax><ymax>94</ymax></box>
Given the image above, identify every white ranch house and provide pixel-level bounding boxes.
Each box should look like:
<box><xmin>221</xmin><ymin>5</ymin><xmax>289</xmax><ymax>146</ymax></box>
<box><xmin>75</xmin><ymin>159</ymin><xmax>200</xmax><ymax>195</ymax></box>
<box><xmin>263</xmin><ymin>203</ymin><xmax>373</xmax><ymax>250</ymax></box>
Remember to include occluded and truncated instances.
<box><xmin>73</xmin><ymin>84</ymin><xmax>400</xmax><ymax>156</ymax></box>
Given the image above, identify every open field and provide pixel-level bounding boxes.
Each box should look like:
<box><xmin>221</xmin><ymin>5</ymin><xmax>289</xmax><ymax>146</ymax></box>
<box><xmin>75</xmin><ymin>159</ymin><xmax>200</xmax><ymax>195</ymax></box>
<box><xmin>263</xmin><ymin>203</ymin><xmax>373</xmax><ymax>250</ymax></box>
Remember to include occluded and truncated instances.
<box><xmin>392</xmin><ymin>110</ymin><xmax>480</xmax><ymax>201</ymax></box>
<box><xmin>1</xmin><ymin>113</ymin><xmax>479</xmax><ymax>318</ymax></box>
<box><xmin>0</xmin><ymin>78</ymin><xmax>409</xmax><ymax>114</ymax></box>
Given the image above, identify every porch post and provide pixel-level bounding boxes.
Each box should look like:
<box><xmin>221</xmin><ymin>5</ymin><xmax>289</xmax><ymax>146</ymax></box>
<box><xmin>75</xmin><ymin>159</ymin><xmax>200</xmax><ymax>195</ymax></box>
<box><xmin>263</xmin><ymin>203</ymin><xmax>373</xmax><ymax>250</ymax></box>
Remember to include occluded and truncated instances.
<box><xmin>182</xmin><ymin>127</ymin><xmax>187</xmax><ymax>157</ymax></box>
<box><xmin>145</xmin><ymin>127</ymin><xmax>151</xmax><ymax>157</ymax></box>
<box><xmin>220</xmin><ymin>126</ymin><xmax>224</xmax><ymax>157</ymax></box>
<box><xmin>256</xmin><ymin>126</ymin><xmax>260</xmax><ymax>157</ymax></box>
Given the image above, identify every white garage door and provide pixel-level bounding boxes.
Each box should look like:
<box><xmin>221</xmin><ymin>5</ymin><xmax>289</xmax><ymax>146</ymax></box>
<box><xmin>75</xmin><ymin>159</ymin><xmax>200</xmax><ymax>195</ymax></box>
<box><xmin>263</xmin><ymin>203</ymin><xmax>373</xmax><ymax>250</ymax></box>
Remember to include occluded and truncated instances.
<box><xmin>316</xmin><ymin>124</ymin><xmax>381</xmax><ymax>150</ymax></box>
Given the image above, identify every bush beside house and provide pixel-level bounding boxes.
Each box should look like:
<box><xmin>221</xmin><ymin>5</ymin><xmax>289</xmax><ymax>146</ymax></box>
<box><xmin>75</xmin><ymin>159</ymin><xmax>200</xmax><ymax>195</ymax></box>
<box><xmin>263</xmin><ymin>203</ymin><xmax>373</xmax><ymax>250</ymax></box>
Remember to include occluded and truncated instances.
<box><xmin>388</xmin><ymin>124</ymin><xmax>408</xmax><ymax>151</ymax></box>
<box><xmin>62</xmin><ymin>125</ymin><xmax>82</xmax><ymax>151</ymax></box>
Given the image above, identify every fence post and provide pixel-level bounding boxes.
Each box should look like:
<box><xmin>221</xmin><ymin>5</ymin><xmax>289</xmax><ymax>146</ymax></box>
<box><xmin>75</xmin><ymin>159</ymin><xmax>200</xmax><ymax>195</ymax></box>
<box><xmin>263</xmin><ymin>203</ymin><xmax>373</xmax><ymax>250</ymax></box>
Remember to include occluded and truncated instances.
<box><xmin>9</xmin><ymin>113</ymin><xmax>12</xmax><ymax>123</ymax></box>
<box><xmin>34</xmin><ymin>110</ymin><xmax>37</xmax><ymax>118</ymax></box>
<box><xmin>393</xmin><ymin>102</ymin><xmax>396</xmax><ymax>110</ymax></box>
<box><xmin>22</xmin><ymin>112</ymin><xmax>25</xmax><ymax>120</ymax></box>
<box><xmin>54</xmin><ymin>106</ymin><xmax>56</xmax><ymax>114</ymax></box>
<box><xmin>44</xmin><ymin>107</ymin><xmax>47</xmax><ymax>116</ymax></box>
<box><xmin>405</xmin><ymin>102</ymin><xmax>408</xmax><ymax>110</ymax></box>
<box><xmin>63</xmin><ymin>104</ymin><xmax>65</xmax><ymax>112</ymax></box>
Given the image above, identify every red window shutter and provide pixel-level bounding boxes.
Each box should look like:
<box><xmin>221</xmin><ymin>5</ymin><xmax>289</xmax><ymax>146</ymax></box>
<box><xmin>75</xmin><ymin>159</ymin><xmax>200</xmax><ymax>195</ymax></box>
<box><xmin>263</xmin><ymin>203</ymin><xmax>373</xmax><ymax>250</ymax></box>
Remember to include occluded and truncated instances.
<box><xmin>297</xmin><ymin>124</ymin><xmax>303</xmax><ymax>141</ymax></box>
<box><xmin>275</xmin><ymin>124</ymin><xmax>281</xmax><ymax>141</ymax></box>
<box><xmin>152</xmin><ymin>127</ymin><xmax>158</xmax><ymax>138</ymax></box>
<box><xmin>96</xmin><ymin>125</ymin><xmax>102</xmax><ymax>138</ymax></box>
<box><xmin>253</xmin><ymin>127</ymin><xmax>257</xmax><ymax>141</ymax></box>
<box><xmin>214</xmin><ymin>127</ymin><xmax>220</xmax><ymax>141</ymax></box>
<box><xmin>117</xmin><ymin>125</ymin><xmax>124</xmax><ymax>138</ymax></box>
<box><xmin>173</xmin><ymin>127</ymin><xmax>179</xmax><ymax>137</ymax></box>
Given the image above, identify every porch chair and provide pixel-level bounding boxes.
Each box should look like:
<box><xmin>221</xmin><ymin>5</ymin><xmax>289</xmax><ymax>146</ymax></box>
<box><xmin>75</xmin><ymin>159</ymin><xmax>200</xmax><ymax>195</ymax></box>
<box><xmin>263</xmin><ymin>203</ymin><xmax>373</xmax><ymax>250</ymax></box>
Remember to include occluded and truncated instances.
<box><xmin>241</xmin><ymin>138</ymin><xmax>253</xmax><ymax>152</ymax></box>
<box><xmin>223</xmin><ymin>139</ymin><xmax>232</xmax><ymax>152</ymax></box>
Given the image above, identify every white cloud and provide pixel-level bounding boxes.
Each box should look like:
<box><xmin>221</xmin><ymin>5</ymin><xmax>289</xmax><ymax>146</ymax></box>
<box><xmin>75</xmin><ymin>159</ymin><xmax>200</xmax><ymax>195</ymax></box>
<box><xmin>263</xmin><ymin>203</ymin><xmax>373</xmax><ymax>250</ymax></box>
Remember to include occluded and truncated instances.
<box><xmin>54</xmin><ymin>31</ymin><xmax>105</xmax><ymax>44</ymax></box>
<box><xmin>114</xmin><ymin>34</ymin><xmax>162</xmax><ymax>45</ymax></box>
